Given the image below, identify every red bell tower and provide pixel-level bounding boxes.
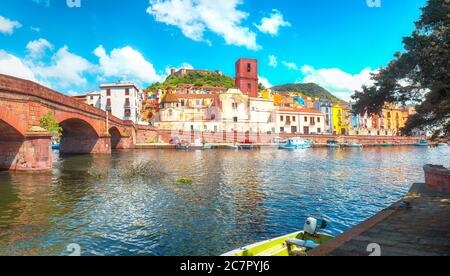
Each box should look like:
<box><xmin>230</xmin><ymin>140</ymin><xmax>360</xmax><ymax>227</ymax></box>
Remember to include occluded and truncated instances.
<box><xmin>235</xmin><ymin>58</ymin><xmax>258</xmax><ymax>98</ymax></box>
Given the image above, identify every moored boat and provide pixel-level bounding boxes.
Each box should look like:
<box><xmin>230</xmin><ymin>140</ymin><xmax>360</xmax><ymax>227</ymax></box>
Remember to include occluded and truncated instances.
<box><xmin>222</xmin><ymin>218</ymin><xmax>333</xmax><ymax>256</ymax></box>
<box><xmin>381</xmin><ymin>143</ymin><xmax>395</xmax><ymax>147</ymax></box>
<box><xmin>327</xmin><ymin>140</ymin><xmax>341</xmax><ymax>149</ymax></box>
<box><xmin>176</xmin><ymin>139</ymin><xmax>212</xmax><ymax>150</ymax></box>
<box><xmin>414</xmin><ymin>140</ymin><xmax>429</xmax><ymax>147</ymax></box>
<box><xmin>344</xmin><ymin>142</ymin><xmax>363</xmax><ymax>148</ymax></box>
<box><xmin>239</xmin><ymin>140</ymin><xmax>256</xmax><ymax>150</ymax></box>
<box><xmin>279</xmin><ymin>138</ymin><xmax>312</xmax><ymax>150</ymax></box>
<box><xmin>225</xmin><ymin>144</ymin><xmax>239</xmax><ymax>150</ymax></box>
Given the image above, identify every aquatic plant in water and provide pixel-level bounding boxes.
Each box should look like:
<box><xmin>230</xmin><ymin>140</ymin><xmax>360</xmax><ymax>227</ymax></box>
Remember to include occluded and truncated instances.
<box><xmin>176</xmin><ymin>178</ymin><xmax>193</xmax><ymax>184</ymax></box>
<box><xmin>120</xmin><ymin>161</ymin><xmax>166</xmax><ymax>181</ymax></box>
<box><xmin>87</xmin><ymin>168</ymin><xmax>109</xmax><ymax>180</ymax></box>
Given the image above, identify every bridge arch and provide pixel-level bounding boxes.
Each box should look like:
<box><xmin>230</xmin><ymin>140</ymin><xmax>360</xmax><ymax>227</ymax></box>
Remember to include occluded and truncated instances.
<box><xmin>0</xmin><ymin>119</ymin><xmax>25</xmax><ymax>170</ymax></box>
<box><xmin>59</xmin><ymin>118</ymin><xmax>107</xmax><ymax>155</ymax></box>
<box><xmin>109</xmin><ymin>127</ymin><xmax>122</xmax><ymax>149</ymax></box>
<box><xmin>0</xmin><ymin>119</ymin><xmax>24</xmax><ymax>141</ymax></box>
<box><xmin>108</xmin><ymin>126</ymin><xmax>133</xmax><ymax>150</ymax></box>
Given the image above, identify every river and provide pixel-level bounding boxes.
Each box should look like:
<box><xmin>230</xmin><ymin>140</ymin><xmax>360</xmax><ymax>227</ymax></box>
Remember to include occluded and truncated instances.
<box><xmin>0</xmin><ymin>146</ymin><xmax>449</xmax><ymax>256</ymax></box>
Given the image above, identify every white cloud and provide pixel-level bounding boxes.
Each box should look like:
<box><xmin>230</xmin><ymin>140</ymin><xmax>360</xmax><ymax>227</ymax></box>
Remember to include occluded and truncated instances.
<box><xmin>94</xmin><ymin>45</ymin><xmax>162</xmax><ymax>85</ymax></box>
<box><xmin>26</xmin><ymin>38</ymin><xmax>54</xmax><ymax>59</ymax></box>
<box><xmin>282</xmin><ymin>61</ymin><xmax>299</xmax><ymax>71</ymax></box>
<box><xmin>298</xmin><ymin>65</ymin><xmax>377</xmax><ymax>101</ymax></box>
<box><xmin>258</xmin><ymin>76</ymin><xmax>273</xmax><ymax>89</ymax></box>
<box><xmin>0</xmin><ymin>16</ymin><xmax>22</xmax><ymax>35</ymax></box>
<box><xmin>33</xmin><ymin>46</ymin><xmax>94</xmax><ymax>88</ymax></box>
<box><xmin>255</xmin><ymin>9</ymin><xmax>290</xmax><ymax>36</ymax></box>
<box><xmin>147</xmin><ymin>0</ymin><xmax>259</xmax><ymax>50</ymax></box>
<box><xmin>0</xmin><ymin>50</ymin><xmax>36</xmax><ymax>81</ymax></box>
<box><xmin>268</xmin><ymin>55</ymin><xmax>277</xmax><ymax>68</ymax></box>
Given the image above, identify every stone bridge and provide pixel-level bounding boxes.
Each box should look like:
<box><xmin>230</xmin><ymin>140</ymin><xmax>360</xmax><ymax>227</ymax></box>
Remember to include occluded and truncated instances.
<box><xmin>0</xmin><ymin>74</ymin><xmax>146</xmax><ymax>171</ymax></box>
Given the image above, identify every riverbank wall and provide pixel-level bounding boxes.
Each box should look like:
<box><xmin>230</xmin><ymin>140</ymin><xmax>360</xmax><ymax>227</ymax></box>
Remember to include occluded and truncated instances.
<box><xmin>133</xmin><ymin>129</ymin><xmax>426</xmax><ymax>147</ymax></box>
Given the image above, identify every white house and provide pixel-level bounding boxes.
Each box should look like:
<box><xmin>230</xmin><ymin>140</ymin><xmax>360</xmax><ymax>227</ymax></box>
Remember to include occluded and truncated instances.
<box><xmin>99</xmin><ymin>82</ymin><xmax>143</xmax><ymax>124</ymax></box>
<box><xmin>86</xmin><ymin>91</ymin><xmax>101</xmax><ymax>109</ymax></box>
<box><xmin>274</xmin><ymin>108</ymin><xmax>326</xmax><ymax>134</ymax></box>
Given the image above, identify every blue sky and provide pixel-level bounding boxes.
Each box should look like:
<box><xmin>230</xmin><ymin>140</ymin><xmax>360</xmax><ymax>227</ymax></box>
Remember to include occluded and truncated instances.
<box><xmin>0</xmin><ymin>0</ymin><xmax>426</xmax><ymax>100</ymax></box>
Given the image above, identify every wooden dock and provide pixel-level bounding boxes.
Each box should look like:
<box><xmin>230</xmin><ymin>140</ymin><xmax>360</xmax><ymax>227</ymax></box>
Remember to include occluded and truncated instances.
<box><xmin>310</xmin><ymin>183</ymin><xmax>450</xmax><ymax>256</ymax></box>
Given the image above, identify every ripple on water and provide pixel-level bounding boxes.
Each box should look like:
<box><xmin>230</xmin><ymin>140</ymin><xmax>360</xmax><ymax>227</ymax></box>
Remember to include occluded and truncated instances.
<box><xmin>0</xmin><ymin>146</ymin><xmax>449</xmax><ymax>256</ymax></box>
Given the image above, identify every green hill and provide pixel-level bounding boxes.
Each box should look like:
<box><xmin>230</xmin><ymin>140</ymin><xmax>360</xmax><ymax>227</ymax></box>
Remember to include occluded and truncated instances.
<box><xmin>148</xmin><ymin>71</ymin><xmax>235</xmax><ymax>90</ymax></box>
<box><xmin>271</xmin><ymin>83</ymin><xmax>343</xmax><ymax>103</ymax></box>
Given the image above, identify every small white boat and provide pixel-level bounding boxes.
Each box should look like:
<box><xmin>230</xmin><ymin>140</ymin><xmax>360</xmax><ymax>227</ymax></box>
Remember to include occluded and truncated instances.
<box><xmin>279</xmin><ymin>138</ymin><xmax>312</xmax><ymax>150</ymax></box>
<box><xmin>225</xmin><ymin>144</ymin><xmax>239</xmax><ymax>150</ymax></box>
<box><xmin>176</xmin><ymin>139</ymin><xmax>212</xmax><ymax>150</ymax></box>
<box><xmin>344</xmin><ymin>142</ymin><xmax>363</xmax><ymax>148</ymax></box>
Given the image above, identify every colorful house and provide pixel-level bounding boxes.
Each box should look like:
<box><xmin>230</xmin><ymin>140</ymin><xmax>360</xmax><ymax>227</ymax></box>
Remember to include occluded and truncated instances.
<box><xmin>332</xmin><ymin>104</ymin><xmax>350</xmax><ymax>135</ymax></box>
<box><xmin>381</xmin><ymin>104</ymin><xmax>406</xmax><ymax>134</ymax></box>
<box><xmin>274</xmin><ymin>107</ymin><xmax>326</xmax><ymax>134</ymax></box>
<box><xmin>314</xmin><ymin>99</ymin><xmax>333</xmax><ymax>133</ymax></box>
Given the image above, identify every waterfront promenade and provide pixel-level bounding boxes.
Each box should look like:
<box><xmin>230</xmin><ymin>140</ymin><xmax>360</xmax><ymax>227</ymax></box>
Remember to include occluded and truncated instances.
<box><xmin>310</xmin><ymin>173</ymin><xmax>450</xmax><ymax>256</ymax></box>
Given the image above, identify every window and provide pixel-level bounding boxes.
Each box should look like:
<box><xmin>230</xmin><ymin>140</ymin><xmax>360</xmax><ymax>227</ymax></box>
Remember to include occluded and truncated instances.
<box><xmin>125</xmin><ymin>98</ymin><xmax>130</xmax><ymax>107</ymax></box>
<box><xmin>317</xmin><ymin>128</ymin><xmax>321</xmax><ymax>133</ymax></box>
<box><xmin>310</xmin><ymin>117</ymin><xmax>315</xmax><ymax>125</ymax></box>
<box><xmin>326</xmin><ymin>108</ymin><xmax>329</xmax><ymax>113</ymax></box>
<box><xmin>232</xmin><ymin>103</ymin><xmax>238</xmax><ymax>110</ymax></box>
<box><xmin>233</xmin><ymin>117</ymin><xmax>238</xmax><ymax>123</ymax></box>
<box><xmin>317</xmin><ymin>117</ymin><xmax>321</xmax><ymax>123</ymax></box>
<box><xmin>304</xmin><ymin>117</ymin><xmax>308</xmax><ymax>122</ymax></box>
<box><xmin>247</xmin><ymin>83</ymin><xmax>251</xmax><ymax>90</ymax></box>
<box><xmin>280</xmin><ymin>116</ymin><xmax>284</xmax><ymax>122</ymax></box>
<box><xmin>247</xmin><ymin>63</ymin><xmax>251</xmax><ymax>73</ymax></box>
<box><xmin>106</xmin><ymin>89</ymin><xmax>111</xmax><ymax>96</ymax></box>
<box><xmin>280</xmin><ymin>127</ymin><xmax>285</xmax><ymax>133</ymax></box>
<box><xmin>181</xmin><ymin>100</ymin><xmax>185</xmax><ymax>106</ymax></box>
<box><xmin>293</xmin><ymin>116</ymin><xmax>296</xmax><ymax>122</ymax></box>
<box><xmin>90</xmin><ymin>96</ymin><xmax>94</xmax><ymax>100</ymax></box>
<box><xmin>125</xmin><ymin>88</ymin><xmax>130</xmax><ymax>96</ymax></box>
<box><xmin>190</xmin><ymin>125</ymin><xmax>194</xmax><ymax>131</ymax></box>
<box><xmin>106</xmin><ymin>99</ymin><xmax>111</xmax><ymax>107</ymax></box>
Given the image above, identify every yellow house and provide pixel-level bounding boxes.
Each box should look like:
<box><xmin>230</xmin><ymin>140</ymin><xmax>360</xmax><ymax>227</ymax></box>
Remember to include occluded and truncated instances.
<box><xmin>382</xmin><ymin>105</ymin><xmax>406</xmax><ymax>134</ymax></box>
<box><xmin>260</xmin><ymin>90</ymin><xmax>272</xmax><ymax>100</ymax></box>
<box><xmin>332</xmin><ymin>104</ymin><xmax>350</xmax><ymax>135</ymax></box>
<box><xmin>273</xmin><ymin>93</ymin><xmax>283</xmax><ymax>106</ymax></box>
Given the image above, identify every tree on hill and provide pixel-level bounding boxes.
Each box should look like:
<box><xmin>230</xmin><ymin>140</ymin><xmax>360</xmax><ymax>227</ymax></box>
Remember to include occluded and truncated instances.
<box><xmin>271</xmin><ymin>83</ymin><xmax>343</xmax><ymax>102</ymax></box>
<box><xmin>148</xmin><ymin>71</ymin><xmax>235</xmax><ymax>90</ymax></box>
<box><xmin>352</xmin><ymin>0</ymin><xmax>449</xmax><ymax>136</ymax></box>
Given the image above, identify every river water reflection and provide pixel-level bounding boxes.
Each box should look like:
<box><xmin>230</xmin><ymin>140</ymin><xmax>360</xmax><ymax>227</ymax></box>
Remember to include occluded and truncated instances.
<box><xmin>0</xmin><ymin>146</ymin><xmax>449</xmax><ymax>256</ymax></box>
